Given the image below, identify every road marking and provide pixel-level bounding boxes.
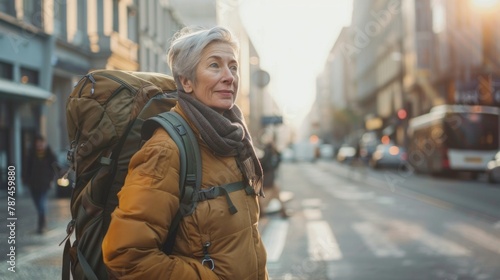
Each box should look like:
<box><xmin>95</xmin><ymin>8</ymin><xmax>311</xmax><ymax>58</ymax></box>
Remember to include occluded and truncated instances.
<box><xmin>303</xmin><ymin>208</ymin><xmax>323</xmax><ymax>220</ymax></box>
<box><xmin>261</xmin><ymin>219</ymin><xmax>289</xmax><ymax>262</ymax></box>
<box><xmin>375</xmin><ymin>196</ymin><xmax>395</xmax><ymax>205</ymax></box>
<box><xmin>449</xmin><ymin>223</ymin><xmax>500</xmax><ymax>254</ymax></box>
<box><xmin>301</xmin><ymin>198</ymin><xmax>322</xmax><ymax>208</ymax></box>
<box><xmin>307</xmin><ymin>220</ymin><xmax>342</xmax><ymax>261</ymax></box>
<box><xmin>390</xmin><ymin>221</ymin><xmax>470</xmax><ymax>256</ymax></box>
<box><xmin>280</xmin><ymin>191</ymin><xmax>294</xmax><ymax>203</ymax></box>
<box><xmin>353</xmin><ymin>222</ymin><xmax>405</xmax><ymax>257</ymax></box>
<box><xmin>329</xmin><ymin>190</ymin><xmax>375</xmax><ymax>200</ymax></box>
<box><xmin>304</xmin><ymin>165</ymin><xmax>376</xmax><ymax>201</ymax></box>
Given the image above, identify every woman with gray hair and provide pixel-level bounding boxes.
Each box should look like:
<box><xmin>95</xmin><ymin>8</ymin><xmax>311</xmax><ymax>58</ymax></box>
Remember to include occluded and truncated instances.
<box><xmin>103</xmin><ymin>26</ymin><xmax>269</xmax><ymax>279</ymax></box>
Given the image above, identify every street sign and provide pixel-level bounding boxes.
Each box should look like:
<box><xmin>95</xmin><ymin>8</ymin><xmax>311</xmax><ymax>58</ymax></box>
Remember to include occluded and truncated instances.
<box><xmin>252</xmin><ymin>69</ymin><xmax>270</xmax><ymax>88</ymax></box>
<box><xmin>261</xmin><ymin>116</ymin><xmax>283</xmax><ymax>125</ymax></box>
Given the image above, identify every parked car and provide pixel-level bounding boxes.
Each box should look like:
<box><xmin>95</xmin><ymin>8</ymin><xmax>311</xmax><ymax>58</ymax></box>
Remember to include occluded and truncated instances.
<box><xmin>486</xmin><ymin>151</ymin><xmax>500</xmax><ymax>184</ymax></box>
<box><xmin>369</xmin><ymin>143</ymin><xmax>407</xmax><ymax>169</ymax></box>
<box><xmin>319</xmin><ymin>144</ymin><xmax>335</xmax><ymax>160</ymax></box>
<box><xmin>336</xmin><ymin>145</ymin><xmax>356</xmax><ymax>164</ymax></box>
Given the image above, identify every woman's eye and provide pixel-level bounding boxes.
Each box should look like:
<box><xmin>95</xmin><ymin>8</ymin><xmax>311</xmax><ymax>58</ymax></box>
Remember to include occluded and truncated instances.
<box><xmin>230</xmin><ymin>65</ymin><xmax>238</xmax><ymax>71</ymax></box>
<box><xmin>209</xmin><ymin>63</ymin><xmax>219</xmax><ymax>68</ymax></box>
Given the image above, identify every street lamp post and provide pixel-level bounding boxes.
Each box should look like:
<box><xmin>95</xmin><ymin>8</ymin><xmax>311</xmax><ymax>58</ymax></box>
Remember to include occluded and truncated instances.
<box><xmin>392</xmin><ymin>38</ymin><xmax>407</xmax><ymax>149</ymax></box>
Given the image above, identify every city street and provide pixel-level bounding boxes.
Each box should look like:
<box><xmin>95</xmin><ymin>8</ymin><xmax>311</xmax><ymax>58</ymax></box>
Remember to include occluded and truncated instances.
<box><xmin>1</xmin><ymin>160</ymin><xmax>500</xmax><ymax>279</ymax></box>
<box><xmin>262</xmin><ymin>160</ymin><xmax>500</xmax><ymax>279</ymax></box>
<box><xmin>2</xmin><ymin>1</ymin><xmax>500</xmax><ymax>279</ymax></box>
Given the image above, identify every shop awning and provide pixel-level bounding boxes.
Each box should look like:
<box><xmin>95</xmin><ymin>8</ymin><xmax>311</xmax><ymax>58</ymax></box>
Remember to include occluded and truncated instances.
<box><xmin>0</xmin><ymin>79</ymin><xmax>53</xmax><ymax>101</ymax></box>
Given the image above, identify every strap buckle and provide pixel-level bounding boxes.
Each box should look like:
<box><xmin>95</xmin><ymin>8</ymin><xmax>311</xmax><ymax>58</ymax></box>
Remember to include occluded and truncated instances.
<box><xmin>196</xmin><ymin>187</ymin><xmax>217</xmax><ymax>201</ymax></box>
<box><xmin>202</xmin><ymin>242</ymin><xmax>215</xmax><ymax>270</ymax></box>
<box><xmin>202</xmin><ymin>258</ymin><xmax>215</xmax><ymax>271</ymax></box>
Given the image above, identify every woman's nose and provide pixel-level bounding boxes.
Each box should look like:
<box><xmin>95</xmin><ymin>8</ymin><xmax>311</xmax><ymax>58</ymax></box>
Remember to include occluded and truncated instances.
<box><xmin>222</xmin><ymin>67</ymin><xmax>235</xmax><ymax>83</ymax></box>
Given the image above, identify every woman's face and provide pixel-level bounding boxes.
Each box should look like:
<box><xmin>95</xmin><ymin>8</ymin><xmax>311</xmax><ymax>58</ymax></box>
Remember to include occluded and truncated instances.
<box><xmin>181</xmin><ymin>42</ymin><xmax>239</xmax><ymax>113</ymax></box>
<box><xmin>35</xmin><ymin>139</ymin><xmax>46</xmax><ymax>151</ymax></box>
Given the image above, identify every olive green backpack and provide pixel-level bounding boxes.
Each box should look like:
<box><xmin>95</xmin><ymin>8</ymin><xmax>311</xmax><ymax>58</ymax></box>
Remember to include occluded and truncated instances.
<box><xmin>61</xmin><ymin>70</ymin><xmax>202</xmax><ymax>280</ymax></box>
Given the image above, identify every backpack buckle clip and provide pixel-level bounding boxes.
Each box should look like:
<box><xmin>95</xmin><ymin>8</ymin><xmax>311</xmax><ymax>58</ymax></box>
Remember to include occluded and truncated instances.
<box><xmin>201</xmin><ymin>241</ymin><xmax>215</xmax><ymax>270</ymax></box>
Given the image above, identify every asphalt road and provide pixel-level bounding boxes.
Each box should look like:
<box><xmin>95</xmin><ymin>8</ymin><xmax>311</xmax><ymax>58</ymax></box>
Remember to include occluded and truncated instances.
<box><xmin>1</xmin><ymin>160</ymin><xmax>499</xmax><ymax>279</ymax></box>
<box><xmin>260</xmin><ymin>160</ymin><xmax>500</xmax><ymax>279</ymax></box>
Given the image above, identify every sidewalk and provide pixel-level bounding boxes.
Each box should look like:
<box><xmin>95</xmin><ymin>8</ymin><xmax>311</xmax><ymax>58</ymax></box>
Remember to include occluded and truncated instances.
<box><xmin>0</xmin><ymin>190</ymin><xmax>70</xmax><ymax>279</ymax></box>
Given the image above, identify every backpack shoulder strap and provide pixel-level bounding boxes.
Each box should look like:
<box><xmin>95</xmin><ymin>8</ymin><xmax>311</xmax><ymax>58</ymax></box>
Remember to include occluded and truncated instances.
<box><xmin>141</xmin><ymin>111</ymin><xmax>202</xmax><ymax>254</ymax></box>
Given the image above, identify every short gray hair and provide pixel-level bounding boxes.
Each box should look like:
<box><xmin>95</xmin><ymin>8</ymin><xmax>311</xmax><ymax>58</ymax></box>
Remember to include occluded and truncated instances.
<box><xmin>167</xmin><ymin>26</ymin><xmax>240</xmax><ymax>90</ymax></box>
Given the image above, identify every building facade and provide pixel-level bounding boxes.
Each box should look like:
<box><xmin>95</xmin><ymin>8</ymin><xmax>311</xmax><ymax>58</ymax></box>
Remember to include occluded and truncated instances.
<box><xmin>315</xmin><ymin>27</ymin><xmax>357</xmax><ymax>148</ymax></box>
<box><xmin>350</xmin><ymin>0</ymin><xmax>413</xmax><ymax>147</ymax></box>
<box><xmin>138</xmin><ymin>0</ymin><xmax>183</xmax><ymax>74</ymax></box>
<box><xmin>429</xmin><ymin>0</ymin><xmax>500</xmax><ymax>111</ymax></box>
<box><xmin>324</xmin><ymin>0</ymin><xmax>500</xmax><ymax>150</ymax></box>
<box><xmin>0</xmin><ymin>0</ymin><xmax>184</xmax><ymax>194</ymax></box>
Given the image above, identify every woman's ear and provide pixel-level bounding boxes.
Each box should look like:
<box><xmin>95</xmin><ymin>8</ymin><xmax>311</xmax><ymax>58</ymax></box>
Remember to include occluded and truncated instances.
<box><xmin>180</xmin><ymin>76</ymin><xmax>193</xmax><ymax>93</ymax></box>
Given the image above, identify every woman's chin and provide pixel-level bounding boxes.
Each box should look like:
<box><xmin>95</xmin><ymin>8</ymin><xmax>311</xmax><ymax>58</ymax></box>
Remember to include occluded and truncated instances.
<box><xmin>212</xmin><ymin>102</ymin><xmax>234</xmax><ymax>113</ymax></box>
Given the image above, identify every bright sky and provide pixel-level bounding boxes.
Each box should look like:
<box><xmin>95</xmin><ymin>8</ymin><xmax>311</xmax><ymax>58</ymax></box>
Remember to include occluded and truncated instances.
<box><xmin>238</xmin><ymin>0</ymin><xmax>353</xmax><ymax>130</ymax></box>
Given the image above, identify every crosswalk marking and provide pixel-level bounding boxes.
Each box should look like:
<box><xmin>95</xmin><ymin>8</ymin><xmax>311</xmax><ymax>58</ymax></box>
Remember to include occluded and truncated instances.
<box><xmin>389</xmin><ymin>220</ymin><xmax>471</xmax><ymax>256</ymax></box>
<box><xmin>261</xmin><ymin>219</ymin><xmax>289</xmax><ymax>262</ymax></box>
<box><xmin>303</xmin><ymin>208</ymin><xmax>322</xmax><ymax>220</ymax></box>
<box><xmin>301</xmin><ymin>198</ymin><xmax>322</xmax><ymax>208</ymax></box>
<box><xmin>356</xmin><ymin>209</ymin><xmax>472</xmax><ymax>257</ymax></box>
<box><xmin>449</xmin><ymin>223</ymin><xmax>500</xmax><ymax>254</ymax></box>
<box><xmin>353</xmin><ymin>222</ymin><xmax>405</xmax><ymax>257</ymax></box>
<box><xmin>329</xmin><ymin>189</ymin><xmax>375</xmax><ymax>200</ymax></box>
<box><xmin>263</xmin><ymin>197</ymin><xmax>500</xmax><ymax>264</ymax></box>
<box><xmin>307</xmin><ymin>220</ymin><xmax>342</xmax><ymax>261</ymax></box>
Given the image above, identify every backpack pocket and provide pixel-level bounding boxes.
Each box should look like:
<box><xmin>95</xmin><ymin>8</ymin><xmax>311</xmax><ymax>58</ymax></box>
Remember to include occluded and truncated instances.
<box><xmin>70</xmin><ymin>191</ymin><xmax>108</xmax><ymax>280</ymax></box>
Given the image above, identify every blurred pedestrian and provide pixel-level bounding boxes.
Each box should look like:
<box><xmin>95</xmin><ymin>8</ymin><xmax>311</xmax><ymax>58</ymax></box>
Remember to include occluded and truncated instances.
<box><xmin>259</xmin><ymin>142</ymin><xmax>290</xmax><ymax>218</ymax></box>
<box><xmin>23</xmin><ymin>134</ymin><xmax>57</xmax><ymax>234</ymax></box>
<box><xmin>348</xmin><ymin>142</ymin><xmax>367</xmax><ymax>179</ymax></box>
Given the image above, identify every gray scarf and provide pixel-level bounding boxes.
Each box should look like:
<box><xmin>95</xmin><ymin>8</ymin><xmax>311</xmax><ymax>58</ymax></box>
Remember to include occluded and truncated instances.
<box><xmin>178</xmin><ymin>91</ymin><xmax>264</xmax><ymax>196</ymax></box>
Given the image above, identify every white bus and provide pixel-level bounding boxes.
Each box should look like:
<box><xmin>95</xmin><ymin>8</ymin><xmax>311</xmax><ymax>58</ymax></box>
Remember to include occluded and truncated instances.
<box><xmin>407</xmin><ymin>105</ymin><xmax>500</xmax><ymax>178</ymax></box>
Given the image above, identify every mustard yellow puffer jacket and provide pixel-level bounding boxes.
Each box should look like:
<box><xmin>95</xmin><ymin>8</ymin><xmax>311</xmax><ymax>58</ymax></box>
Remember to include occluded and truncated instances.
<box><xmin>102</xmin><ymin>105</ymin><xmax>268</xmax><ymax>280</ymax></box>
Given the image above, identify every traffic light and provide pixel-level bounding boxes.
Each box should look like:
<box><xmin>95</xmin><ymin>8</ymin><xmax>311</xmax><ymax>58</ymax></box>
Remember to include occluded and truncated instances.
<box><xmin>397</xmin><ymin>108</ymin><xmax>407</xmax><ymax>120</ymax></box>
<box><xmin>309</xmin><ymin>134</ymin><xmax>319</xmax><ymax>144</ymax></box>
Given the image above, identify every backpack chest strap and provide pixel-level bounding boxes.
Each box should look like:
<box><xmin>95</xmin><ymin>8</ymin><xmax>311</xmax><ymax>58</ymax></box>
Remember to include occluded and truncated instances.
<box><xmin>194</xmin><ymin>181</ymin><xmax>255</xmax><ymax>215</ymax></box>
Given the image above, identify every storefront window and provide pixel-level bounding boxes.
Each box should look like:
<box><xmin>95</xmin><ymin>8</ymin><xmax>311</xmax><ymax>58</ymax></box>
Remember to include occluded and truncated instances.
<box><xmin>0</xmin><ymin>61</ymin><xmax>13</xmax><ymax>80</ymax></box>
<box><xmin>23</xmin><ymin>0</ymin><xmax>43</xmax><ymax>28</ymax></box>
<box><xmin>20</xmin><ymin>67</ymin><xmax>39</xmax><ymax>85</ymax></box>
<box><xmin>0</xmin><ymin>0</ymin><xmax>16</xmax><ymax>17</ymax></box>
<box><xmin>0</xmin><ymin>101</ymin><xmax>11</xmax><ymax>191</ymax></box>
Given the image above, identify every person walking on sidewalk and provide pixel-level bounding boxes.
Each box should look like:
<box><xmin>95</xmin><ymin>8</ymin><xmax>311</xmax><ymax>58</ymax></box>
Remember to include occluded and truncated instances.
<box><xmin>23</xmin><ymin>134</ymin><xmax>57</xmax><ymax>234</ymax></box>
<box><xmin>259</xmin><ymin>141</ymin><xmax>290</xmax><ymax>218</ymax></box>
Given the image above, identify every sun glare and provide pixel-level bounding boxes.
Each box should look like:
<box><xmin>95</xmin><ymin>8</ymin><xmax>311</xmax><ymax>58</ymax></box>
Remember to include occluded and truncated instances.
<box><xmin>239</xmin><ymin>0</ymin><xmax>353</xmax><ymax>132</ymax></box>
<box><xmin>472</xmin><ymin>0</ymin><xmax>499</xmax><ymax>8</ymax></box>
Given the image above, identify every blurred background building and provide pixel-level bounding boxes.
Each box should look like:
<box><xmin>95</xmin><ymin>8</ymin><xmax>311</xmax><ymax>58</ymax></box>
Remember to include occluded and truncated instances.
<box><xmin>1</xmin><ymin>0</ymin><xmax>499</xmax><ymax>192</ymax></box>
<box><xmin>315</xmin><ymin>0</ymin><xmax>500</xmax><ymax>154</ymax></box>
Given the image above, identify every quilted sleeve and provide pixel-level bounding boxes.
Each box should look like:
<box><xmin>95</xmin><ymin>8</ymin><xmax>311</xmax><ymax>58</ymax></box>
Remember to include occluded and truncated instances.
<box><xmin>102</xmin><ymin>128</ymin><xmax>218</xmax><ymax>280</ymax></box>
